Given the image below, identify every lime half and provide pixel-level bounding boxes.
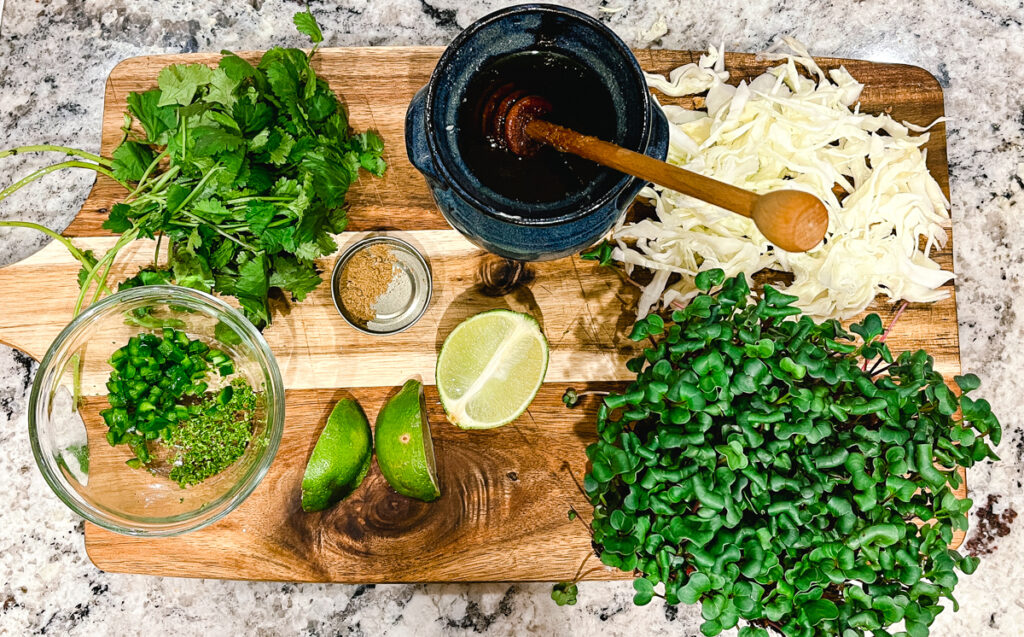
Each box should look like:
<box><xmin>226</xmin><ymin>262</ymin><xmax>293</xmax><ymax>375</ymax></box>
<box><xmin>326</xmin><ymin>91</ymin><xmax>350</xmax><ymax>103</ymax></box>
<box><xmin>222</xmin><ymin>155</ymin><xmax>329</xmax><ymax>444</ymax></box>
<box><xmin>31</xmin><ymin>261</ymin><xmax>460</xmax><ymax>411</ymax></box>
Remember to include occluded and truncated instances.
<box><xmin>436</xmin><ymin>309</ymin><xmax>549</xmax><ymax>430</ymax></box>
<box><xmin>301</xmin><ymin>398</ymin><xmax>373</xmax><ymax>512</ymax></box>
<box><xmin>375</xmin><ymin>379</ymin><xmax>441</xmax><ymax>502</ymax></box>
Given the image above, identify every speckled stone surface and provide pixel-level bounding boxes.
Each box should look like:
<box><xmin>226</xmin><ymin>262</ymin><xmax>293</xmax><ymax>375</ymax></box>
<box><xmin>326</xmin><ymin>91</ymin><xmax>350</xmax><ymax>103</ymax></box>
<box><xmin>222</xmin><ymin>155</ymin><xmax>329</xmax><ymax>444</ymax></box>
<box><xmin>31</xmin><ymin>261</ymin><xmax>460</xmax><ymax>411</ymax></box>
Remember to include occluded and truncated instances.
<box><xmin>1</xmin><ymin>1</ymin><xmax>1023</xmax><ymax>634</ymax></box>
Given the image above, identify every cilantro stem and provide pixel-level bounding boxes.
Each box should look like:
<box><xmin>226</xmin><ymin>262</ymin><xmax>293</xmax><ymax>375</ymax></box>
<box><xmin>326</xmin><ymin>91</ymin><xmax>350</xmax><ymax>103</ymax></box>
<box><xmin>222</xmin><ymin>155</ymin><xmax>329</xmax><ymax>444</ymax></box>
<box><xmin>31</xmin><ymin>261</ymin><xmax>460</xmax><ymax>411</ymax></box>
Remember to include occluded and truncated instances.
<box><xmin>0</xmin><ymin>221</ymin><xmax>113</xmax><ymax>295</ymax></box>
<box><xmin>0</xmin><ymin>144</ymin><xmax>112</xmax><ymax>167</ymax></box>
<box><xmin>89</xmin><ymin>250</ymin><xmax>119</xmax><ymax>306</ymax></box>
<box><xmin>179</xmin><ymin>210</ymin><xmax>257</xmax><ymax>251</ymax></box>
<box><xmin>73</xmin><ymin>229</ymin><xmax>139</xmax><ymax>318</ymax></box>
<box><xmin>153</xmin><ymin>232</ymin><xmax>164</xmax><ymax>268</ymax></box>
<box><xmin>164</xmin><ymin>165</ymin><xmax>258</xmax><ymax>252</ymax></box>
<box><xmin>71</xmin><ymin>352</ymin><xmax>83</xmax><ymax>410</ymax></box>
<box><xmin>0</xmin><ymin>160</ymin><xmax>128</xmax><ymax>203</ymax></box>
<box><xmin>0</xmin><ymin>221</ymin><xmax>87</xmax><ymax>268</ymax></box>
<box><xmin>125</xmin><ymin>149</ymin><xmax>169</xmax><ymax>201</ymax></box>
<box><xmin>169</xmin><ymin>166</ymin><xmax>221</xmax><ymax>214</ymax></box>
<box><xmin>266</xmin><ymin>217</ymin><xmax>297</xmax><ymax>228</ymax></box>
<box><xmin>225</xmin><ymin>196</ymin><xmax>293</xmax><ymax>205</ymax></box>
<box><xmin>130</xmin><ymin>165</ymin><xmax>181</xmax><ymax>200</ymax></box>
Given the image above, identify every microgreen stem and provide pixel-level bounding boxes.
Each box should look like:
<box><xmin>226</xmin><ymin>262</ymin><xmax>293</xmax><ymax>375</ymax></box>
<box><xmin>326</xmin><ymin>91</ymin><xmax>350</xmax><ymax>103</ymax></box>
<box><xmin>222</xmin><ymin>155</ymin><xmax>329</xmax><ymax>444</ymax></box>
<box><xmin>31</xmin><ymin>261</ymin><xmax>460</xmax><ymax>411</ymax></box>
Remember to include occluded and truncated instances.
<box><xmin>0</xmin><ymin>160</ymin><xmax>127</xmax><ymax>204</ymax></box>
<box><xmin>0</xmin><ymin>144</ymin><xmax>111</xmax><ymax>167</ymax></box>
<box><xmin>862</xmin><ymin>300</ymin><xmax>909</xmax><ymax>373</ymax></box>
<box><xmin>570</xmin><ymin>553</ymin><xmax>593</xmax><ymax>583</ymax></box>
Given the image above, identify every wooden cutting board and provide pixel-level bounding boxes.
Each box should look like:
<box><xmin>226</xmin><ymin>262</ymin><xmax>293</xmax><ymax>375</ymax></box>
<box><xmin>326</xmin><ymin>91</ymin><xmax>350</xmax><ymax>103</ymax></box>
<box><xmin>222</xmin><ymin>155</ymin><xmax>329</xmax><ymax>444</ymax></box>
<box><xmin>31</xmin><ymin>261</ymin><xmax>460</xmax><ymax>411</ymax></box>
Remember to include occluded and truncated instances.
<box><xmin>0</xmin><ymin>47</ymin><xmax>964</xmax><ymax>581</ymax></box>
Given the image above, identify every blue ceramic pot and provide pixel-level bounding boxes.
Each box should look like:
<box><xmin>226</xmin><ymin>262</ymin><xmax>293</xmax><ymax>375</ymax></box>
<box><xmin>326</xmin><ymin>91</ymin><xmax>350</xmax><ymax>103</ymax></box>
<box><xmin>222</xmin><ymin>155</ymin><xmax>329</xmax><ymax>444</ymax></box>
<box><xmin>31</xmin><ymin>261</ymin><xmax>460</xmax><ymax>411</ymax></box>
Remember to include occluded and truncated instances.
<box><xmin>406</xmin><ymin>3</ymin><xmax>669</xmax><ymax>262</ymax></box>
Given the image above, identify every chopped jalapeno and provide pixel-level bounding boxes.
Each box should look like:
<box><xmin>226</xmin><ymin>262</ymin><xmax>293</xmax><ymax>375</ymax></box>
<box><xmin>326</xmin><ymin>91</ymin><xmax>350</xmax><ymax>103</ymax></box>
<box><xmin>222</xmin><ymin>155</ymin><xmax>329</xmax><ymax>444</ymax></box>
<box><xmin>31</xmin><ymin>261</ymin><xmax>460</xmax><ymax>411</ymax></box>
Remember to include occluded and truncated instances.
<box><xmin>99</xmin><ymin>327</ymin><xmax>258</xmax><ymax>485</ymax></box>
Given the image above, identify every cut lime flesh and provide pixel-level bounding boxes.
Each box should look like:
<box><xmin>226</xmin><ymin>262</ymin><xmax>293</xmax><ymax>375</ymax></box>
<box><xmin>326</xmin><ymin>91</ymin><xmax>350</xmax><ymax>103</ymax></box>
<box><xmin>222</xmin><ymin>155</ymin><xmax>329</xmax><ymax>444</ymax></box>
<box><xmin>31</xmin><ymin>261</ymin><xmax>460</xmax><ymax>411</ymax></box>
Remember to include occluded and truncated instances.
<box><xmin>436</xmin><ymin>309</ymin><xmax>549</xmax><ymax>429</ymax></box>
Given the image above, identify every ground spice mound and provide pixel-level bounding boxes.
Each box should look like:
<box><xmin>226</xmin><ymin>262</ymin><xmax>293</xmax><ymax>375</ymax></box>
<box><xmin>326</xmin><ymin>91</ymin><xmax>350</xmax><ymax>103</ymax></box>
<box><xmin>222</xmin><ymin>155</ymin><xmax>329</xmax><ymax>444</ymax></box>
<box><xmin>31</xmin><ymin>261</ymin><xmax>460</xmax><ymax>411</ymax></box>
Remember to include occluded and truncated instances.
<box><xmin>339</xmin><ymin>244</ymin><xmax>397</xmax><ymax>324</ymax></box>
<box><xmin>965</xmin><ymin>493</ymin><xmax>1018</xmax><ymax>556</ymax></box>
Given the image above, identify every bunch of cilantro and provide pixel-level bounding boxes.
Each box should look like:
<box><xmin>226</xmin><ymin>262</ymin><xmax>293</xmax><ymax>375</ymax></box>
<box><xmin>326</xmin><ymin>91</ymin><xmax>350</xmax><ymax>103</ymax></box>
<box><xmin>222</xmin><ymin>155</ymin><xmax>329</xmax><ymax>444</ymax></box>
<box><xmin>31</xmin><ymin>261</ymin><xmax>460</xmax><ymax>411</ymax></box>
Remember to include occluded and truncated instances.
<box><xmin>0</xmin><ymin>10</ymin><xmax>385</xmax><ymax>328</ymax></box>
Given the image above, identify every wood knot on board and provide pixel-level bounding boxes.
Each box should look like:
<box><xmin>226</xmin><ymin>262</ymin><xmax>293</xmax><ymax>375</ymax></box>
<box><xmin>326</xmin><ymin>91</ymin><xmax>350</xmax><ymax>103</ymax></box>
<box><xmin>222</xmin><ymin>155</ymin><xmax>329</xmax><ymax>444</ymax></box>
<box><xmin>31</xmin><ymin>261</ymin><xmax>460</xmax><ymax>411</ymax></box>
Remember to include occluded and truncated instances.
<box><xmin>479</xmin><ymin>257</ymin><xmax>534</xmax><ymax>297</ymax></box>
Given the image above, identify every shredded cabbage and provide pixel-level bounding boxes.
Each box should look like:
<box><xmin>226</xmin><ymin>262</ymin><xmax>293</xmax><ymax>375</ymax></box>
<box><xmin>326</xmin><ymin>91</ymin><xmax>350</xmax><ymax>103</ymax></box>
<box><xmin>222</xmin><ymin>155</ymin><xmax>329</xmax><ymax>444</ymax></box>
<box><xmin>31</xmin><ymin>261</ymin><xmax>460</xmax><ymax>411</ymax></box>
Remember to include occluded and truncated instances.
<box><xmin>617</xmin><ymin>37</ymin><xmax>952</xmax><ymax>320</ymax></box>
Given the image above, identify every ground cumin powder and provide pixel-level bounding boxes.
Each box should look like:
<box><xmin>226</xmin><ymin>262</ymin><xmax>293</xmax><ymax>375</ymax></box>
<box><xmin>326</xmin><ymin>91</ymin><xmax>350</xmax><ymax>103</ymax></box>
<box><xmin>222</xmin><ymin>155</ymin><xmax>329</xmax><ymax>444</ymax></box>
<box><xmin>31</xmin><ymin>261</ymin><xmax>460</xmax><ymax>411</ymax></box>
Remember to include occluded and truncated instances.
<box><xmin>338</xmin><ymin>244</ymin><xmax>397</xmax><ymax>324</ymax></box>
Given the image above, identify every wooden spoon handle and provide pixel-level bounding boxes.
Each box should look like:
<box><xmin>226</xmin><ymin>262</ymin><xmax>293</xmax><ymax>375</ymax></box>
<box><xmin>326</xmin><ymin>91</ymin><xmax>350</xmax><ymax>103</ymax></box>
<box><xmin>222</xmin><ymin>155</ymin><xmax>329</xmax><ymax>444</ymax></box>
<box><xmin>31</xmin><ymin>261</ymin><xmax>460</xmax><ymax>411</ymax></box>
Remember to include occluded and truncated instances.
<box><xmin>525</xmin><ymin>119</ymin><xmax>760</xmax><ymax>218</ymax></box>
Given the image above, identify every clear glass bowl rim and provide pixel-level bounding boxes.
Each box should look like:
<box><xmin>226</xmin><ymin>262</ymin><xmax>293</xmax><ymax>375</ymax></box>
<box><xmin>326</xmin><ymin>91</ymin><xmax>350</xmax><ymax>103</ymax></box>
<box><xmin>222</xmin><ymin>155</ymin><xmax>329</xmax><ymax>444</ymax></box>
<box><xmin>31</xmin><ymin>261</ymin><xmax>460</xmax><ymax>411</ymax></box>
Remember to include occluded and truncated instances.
<box><xmin>28</xmin><ymin>285</ymin><xmax>285</xmax><ymax>537</ymax></box>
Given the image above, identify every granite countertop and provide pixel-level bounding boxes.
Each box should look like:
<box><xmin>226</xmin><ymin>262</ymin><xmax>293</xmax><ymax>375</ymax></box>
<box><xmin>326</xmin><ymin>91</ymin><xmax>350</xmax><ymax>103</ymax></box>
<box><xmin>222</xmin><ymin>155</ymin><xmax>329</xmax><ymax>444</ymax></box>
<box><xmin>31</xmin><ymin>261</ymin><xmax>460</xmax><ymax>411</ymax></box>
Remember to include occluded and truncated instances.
<box><xmin>2</xmin><ymin>1</ymin><xmax>1023</xmax><ymax>634</ymax></box>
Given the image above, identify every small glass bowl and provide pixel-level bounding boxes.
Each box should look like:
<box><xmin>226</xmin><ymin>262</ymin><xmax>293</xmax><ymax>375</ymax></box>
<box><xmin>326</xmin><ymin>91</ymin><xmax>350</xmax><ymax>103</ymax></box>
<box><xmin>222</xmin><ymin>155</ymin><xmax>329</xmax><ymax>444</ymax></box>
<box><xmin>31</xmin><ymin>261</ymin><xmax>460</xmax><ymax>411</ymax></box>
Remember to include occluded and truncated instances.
<box><xmin>28</xmin><ymin>285</ymin><xmax>284</xmax><ymax>536</ymax></box>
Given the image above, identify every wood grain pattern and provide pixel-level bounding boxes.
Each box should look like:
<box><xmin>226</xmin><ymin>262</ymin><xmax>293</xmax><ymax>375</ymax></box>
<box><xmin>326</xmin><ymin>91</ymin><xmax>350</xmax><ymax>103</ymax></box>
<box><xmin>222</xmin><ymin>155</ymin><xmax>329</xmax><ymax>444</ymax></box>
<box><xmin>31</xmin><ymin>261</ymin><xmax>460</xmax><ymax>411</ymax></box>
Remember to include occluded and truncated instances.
<box><xmin>0</xmin><ymin>47</ymin><xmax>964</xmax><ymax>581</ymax></box>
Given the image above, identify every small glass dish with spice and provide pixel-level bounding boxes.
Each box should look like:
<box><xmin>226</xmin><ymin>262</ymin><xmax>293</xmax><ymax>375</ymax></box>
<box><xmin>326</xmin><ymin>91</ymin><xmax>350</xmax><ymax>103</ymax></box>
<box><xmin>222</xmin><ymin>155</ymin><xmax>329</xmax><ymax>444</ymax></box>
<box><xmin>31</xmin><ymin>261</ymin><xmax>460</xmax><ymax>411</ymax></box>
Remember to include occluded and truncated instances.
<box><xmin>29</xmin><ymin>285</ymin><xmax>284</xmax><ymax>537</ymax></box>
<box><xmin>331</xmin><ymin>235</ymin><xmax>432</xmax><ymax>335</ymax></box>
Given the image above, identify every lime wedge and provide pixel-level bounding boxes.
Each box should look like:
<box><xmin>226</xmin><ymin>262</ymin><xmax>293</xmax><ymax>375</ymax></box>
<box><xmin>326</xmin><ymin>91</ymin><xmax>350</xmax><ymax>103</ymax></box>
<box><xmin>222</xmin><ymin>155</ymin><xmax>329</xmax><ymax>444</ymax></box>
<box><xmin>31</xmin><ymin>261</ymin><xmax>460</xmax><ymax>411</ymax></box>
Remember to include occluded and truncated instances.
<box><xmin>436</xmin><ymin>309</ymin><xmax>549</xmax><ymax>429</ymax></box>
<box><xmin>301</xmin><ymin>398</ymin><xmax>373</xmax><ymax>512</ymax></box>
<box><xmin>375</xmin><ymin>379</ymin><xmax>441</xmax><ymax>502</ymax></box>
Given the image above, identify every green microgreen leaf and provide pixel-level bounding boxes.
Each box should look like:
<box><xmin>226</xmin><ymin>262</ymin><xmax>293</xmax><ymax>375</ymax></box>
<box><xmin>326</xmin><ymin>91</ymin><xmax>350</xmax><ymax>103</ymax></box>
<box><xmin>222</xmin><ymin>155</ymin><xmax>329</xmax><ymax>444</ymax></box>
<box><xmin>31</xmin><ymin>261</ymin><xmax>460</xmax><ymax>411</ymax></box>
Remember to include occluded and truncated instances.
<box><xmin>551</xmin><ymin>582</ymin><xmax>578</xmax><ymax>606</ymax></box>
<box><xmin>580</xmin><ymin>270</ymin><xmax>1000</xmax><ymax>637</ymax></box>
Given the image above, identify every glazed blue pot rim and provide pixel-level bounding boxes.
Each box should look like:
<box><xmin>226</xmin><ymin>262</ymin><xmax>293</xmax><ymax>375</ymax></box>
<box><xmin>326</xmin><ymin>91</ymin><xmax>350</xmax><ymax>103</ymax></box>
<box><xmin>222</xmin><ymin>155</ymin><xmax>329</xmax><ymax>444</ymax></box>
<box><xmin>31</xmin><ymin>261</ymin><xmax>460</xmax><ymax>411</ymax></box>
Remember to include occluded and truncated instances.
<box><xmin>424</xmin><ymin>3</ymin><xmax>654</xmax><ymax>229</ymax></box>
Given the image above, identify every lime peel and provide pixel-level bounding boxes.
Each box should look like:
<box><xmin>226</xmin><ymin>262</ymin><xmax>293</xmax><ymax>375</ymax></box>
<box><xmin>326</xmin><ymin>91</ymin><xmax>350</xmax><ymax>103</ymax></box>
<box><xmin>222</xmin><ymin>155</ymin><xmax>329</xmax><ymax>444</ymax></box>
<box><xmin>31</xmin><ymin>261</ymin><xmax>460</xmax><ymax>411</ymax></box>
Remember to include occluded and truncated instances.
<box><xmin>300</xmin><ymin>398</ymin><xmax>373</xmax><ymax>512</ymax></box>
<box><xmin>375</xmin><ymin>379</ymin><xmax>441</xmax><ymax>502</ymax></box>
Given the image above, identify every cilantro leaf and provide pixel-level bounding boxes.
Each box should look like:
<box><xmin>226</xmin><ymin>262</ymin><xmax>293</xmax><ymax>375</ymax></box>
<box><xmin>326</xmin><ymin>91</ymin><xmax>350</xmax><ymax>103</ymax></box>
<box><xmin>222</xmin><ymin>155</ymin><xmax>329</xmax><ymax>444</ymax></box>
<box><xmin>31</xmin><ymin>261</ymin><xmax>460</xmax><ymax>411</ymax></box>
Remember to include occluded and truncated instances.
<box><xmin>190</xmin><ymin>126</ymin><xmax>245</xmax><ymax>157</ymax></box>
<box><xmin>360</xmin><ymin>152</ymin><xmax>386</xmax><ymax>177</ymax></box>
<box><xmin>301</xmin><ymin>149</ymin><xmax>351</xmax><ymax>209</ymax></box>
<box><xmin>237</xmin><ymin>296</ymin><xmax>270</xmax><ymax>329</ymax></box>
<box><xmin>205</xmin><ymin>109</ymin><xmax>241</xmax><ymax>133</ymax></box>
<box><xmin>186</xmin><ymin>227</ymin><xmax>202</xmax><ymax>252</ymax></box>
<box><xmin>551</xmin><ymin>582</ymin><xmax>578</xmax><ymax>606</ymax></box>
<box><xmin>268</xmin><ymin>254</ymin><xmax>322</xmax><ymax>301</ymax></box>
<box><xmin>269</xmin><ymin>128</ymin><xmax>296</xmax><ymax>165</ymax></box>
<box><xmin>306</xmin><ymin>85</ymin><xmax>337</xmax><ymax>122</ymax></box>
<box><xmin>166</xmin><ymin>183</ymin><xmax>191</xmax><ymax>214</ymax></box>
<box><xmin>232</xmin><ymin>253</ymin><xmax>271</xmax><ymax>328</ymax></box>
<box><xmin>75</xmin><ymin>16</ymin><xmax>387</xmax><ymax>330</ymax></box>
<box><xmin>325</xmin><ymin>207</ymin><xmax>347</xmax><ymax>234</ymax></box>
<box><xmin>259</xmin><ymin>226</ymin><xmax>290</xmax><ymax>254</ymax></box>
<box><xmin>293</xmin><ymin>10</ymin><xmax>324</xmax><ymax>44</ymax></box>
<box><xmin>157</xmin><ymin>64</ymin><xmax>215</xmax><ymax>107</ymax></box>
<box><xmin>248</xmin><ymin>128</ymin><xmax>271</xmax><ymax>152</ymax></box>
<box><xmin>126</xmin><ymin>89</ymin><xmax>177</xmax><ymax>144</ymax></box>
<box><xmin>232</xmin><ymin>98</ymin><xmax>276</xmax><ymax>136</ymax></box>
<box><xmin>193</xmin><ymin>198</ymin><xmax>233</xmax><ymax>223</ymax></box>
<box><xmin>358</xmin><ymin>130</ymin><xmax>385</xmax><ymax>153</ymax></box>
<box><xmin>210</xmin><ymin>240</ymin><xmax>236</xmax><ymax>270</ymax></box>
<box><xmin>204</xmin><ymin>68</ymin><xmax>241</xmax><ymax>109</ymax></box>
<box><xmin>244</xmin><ymin>200</ymin><xmax>277</xmax><ymax>235</ymax></box>
<box><xmin>171</xmin><ymin>249</ymin><xmax>214</xmax><ymax>293</ymax></box>
<box><xmin>111</xmin><ymin>141</ymin><xmax>156</xmax><ymax>183</ymax></box>
<box><xmin>235</xmin><ymin>253</ymin><xmax>269</xmax><ymax>300</ymax></box>
<box><xmin>103</xmin><ymin>203</ymin><xmax>134</xmax><ymax>233</ymax></box>
<box><xmin>218</xmin><ymin>52</ymin><xmax>258</xmax><ymax>82</ymax></box>
<box><xmin>117</xmin><ymin>267</ymin><xmax>173</xmax><ymax>291</ymax></box>
<box><xmin>76</xmin><ymin>249</ymin><xmax>99</xmax><ymax>289</ymax></box>
<box><xmin>357</xmin><ymin>131</ymin><xmax>387</xmax><ymax>176</ymax></box>
<box><xmin>261</xmin><ymin>49</ymin><xmax>314</xmax><ymax>134</ymax></box>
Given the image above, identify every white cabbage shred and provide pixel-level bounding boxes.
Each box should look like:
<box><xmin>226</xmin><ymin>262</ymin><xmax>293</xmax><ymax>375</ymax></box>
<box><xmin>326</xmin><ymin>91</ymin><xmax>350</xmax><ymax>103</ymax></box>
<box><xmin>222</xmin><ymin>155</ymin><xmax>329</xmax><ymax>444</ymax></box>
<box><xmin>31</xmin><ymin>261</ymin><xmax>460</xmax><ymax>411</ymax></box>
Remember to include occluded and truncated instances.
<box><xmin>618</xmin><ymin>37</ymin><xmax>953</xmax><ymax>320</ymax></box>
